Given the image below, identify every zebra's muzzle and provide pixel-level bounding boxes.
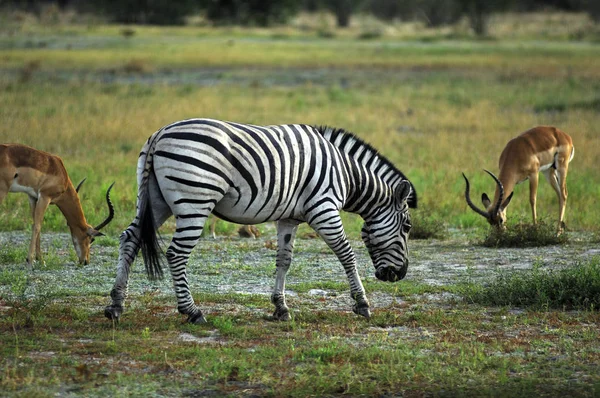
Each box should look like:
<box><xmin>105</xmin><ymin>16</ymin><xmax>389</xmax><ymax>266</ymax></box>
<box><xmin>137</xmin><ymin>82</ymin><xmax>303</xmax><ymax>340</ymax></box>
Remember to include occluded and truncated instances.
<box><xmin>375</xmin><ymin>264</ymin><xmax>407</xmax><ymax>282</ymax></box>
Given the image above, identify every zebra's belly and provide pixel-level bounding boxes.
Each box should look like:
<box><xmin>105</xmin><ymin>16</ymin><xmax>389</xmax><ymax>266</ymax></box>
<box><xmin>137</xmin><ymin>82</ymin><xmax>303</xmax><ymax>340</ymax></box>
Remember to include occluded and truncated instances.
<box><xmin>213</xmin><ymin>190</ymin><xmax>304</xmax><ymax>224</ymax></box>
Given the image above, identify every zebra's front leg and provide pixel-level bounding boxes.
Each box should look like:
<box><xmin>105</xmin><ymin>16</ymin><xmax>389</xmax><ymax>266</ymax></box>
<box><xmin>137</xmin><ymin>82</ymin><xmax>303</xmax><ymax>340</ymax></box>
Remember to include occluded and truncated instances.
<box><xmin>104</xmin><ymin>227</ymin><xmax>140</xmax><ymax>323</ymax></box>
<box><xmin>271</xmin><ymin>220</ymin><xmax>300</xmax><ymax>321</ymax></box>
<box><xmin>166</xmin><ymin>221</ymin><xmax>207</xmax><ymax>324</ymax></box>
<box><xmin>308</xmin><ymin>210</ymin><xmax>371</xmax><ymax>319</ymax></box>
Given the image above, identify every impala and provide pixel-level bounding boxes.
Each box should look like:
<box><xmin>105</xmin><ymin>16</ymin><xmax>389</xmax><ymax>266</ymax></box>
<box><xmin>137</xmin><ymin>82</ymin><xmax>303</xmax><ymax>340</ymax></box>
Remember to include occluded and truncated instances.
<box><xmin>0</xmin><ymin>144</ymin><xmax>115</xmax><ymax>267</ymax></box>
<box><xmin>462</xmin><ymin>126</ymin><xmax>574</xmax><ymax>234</ymax></box>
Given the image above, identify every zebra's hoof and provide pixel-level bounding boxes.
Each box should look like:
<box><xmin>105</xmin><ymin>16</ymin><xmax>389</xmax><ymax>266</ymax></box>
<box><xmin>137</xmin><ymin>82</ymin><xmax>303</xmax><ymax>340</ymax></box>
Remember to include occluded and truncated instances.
<box><xmin>104</xmin><ymin>305</ymin><xmax>123</xmax><ymax>323</ymax></box>
<box><xmin>272</xmin><ymin>308</ymin><xmax>291</xmax><ymax>321</ymax></box>
<box><xmin>353</xmin><ymin>305</ymin><xmax>371</xmax><ymax>319</ymax></box>
<box><xmin>187</xmin><ymin>313</ymin><xmax>207</xmax><ymax>324</ymax></box>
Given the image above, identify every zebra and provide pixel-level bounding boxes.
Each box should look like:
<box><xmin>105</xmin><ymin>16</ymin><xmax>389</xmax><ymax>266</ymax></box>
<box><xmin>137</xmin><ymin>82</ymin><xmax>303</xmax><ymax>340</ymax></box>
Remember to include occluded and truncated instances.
<box><xmin>104</xmin><ymin>118</ymin><xmax>417</xmax><ymax>324</ymax></box>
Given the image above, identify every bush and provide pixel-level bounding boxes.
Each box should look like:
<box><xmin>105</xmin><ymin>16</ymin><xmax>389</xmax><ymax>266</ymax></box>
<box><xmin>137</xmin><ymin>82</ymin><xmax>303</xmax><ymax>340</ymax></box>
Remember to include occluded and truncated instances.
<box><xmin>481</xmin><ymin>221</ymin><xmax>567</xmax><ymax>248</ymax></box>
<box><xmin>92</xmin><ymin>0</ymin><xmax>197</xmax><ymax>25</ymax></box>
<box><xmin>205</xmin><ymin>0</ymin><xmax>300</xmax><ymax>26</ymax></box>
<box><xmin>410</xmin><ymin>212</ymin><xmax>448</xmax><ymax>240</ymax></box>
<box><xmin>463</xmin><ymin>257</ymin><xmax>600</xmax><ymax>310</ymax></box>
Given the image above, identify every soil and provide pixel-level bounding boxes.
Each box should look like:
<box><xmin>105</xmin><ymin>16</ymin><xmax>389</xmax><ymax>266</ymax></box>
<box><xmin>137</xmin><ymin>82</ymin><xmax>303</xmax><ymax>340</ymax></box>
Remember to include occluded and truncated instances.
<box><xmin>1</xmin><ymin>230</ymin><xmax>598</xmax><ymax>313</ymax></box>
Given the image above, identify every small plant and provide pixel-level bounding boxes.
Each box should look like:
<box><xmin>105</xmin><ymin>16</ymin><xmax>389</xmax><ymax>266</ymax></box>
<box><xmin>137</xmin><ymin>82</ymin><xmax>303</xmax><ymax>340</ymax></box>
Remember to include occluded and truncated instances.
<box><xmin>122</xmin><ymin>59</ymin><xmax>149</xmax><ymax>74</ymax></box>
<box><xmin>463</xmin><ymin>257</ymin><xmax>600</xmax><ymax>310</ymax></box>
<box><xmin>212</xmin><ymin>316</ymin><xmax>234</xmax><ymax>334</ymax></box>
<box><xmin>19</xmin><ymin>59</ymin><xmax>42</xmax><ymax>83</ymax></box>
<box><xmin>481</xmin><ymin>221</ymin><xmax>567</xmax><ymax>248</ymax></box>
<box><xmin>358</xmin><ymin>29</ymin><xmax>383</xmax><ymax>40</ymax></box>
<box><xmin>410</xmin><ymin>213</ymin><xmax>448</xmax><ymax>240</ymax></box>
<box><xmin>0</xmin><ymin>245</ymin><xmax>28</xmax><ymax>265</ymax></box>
<box><xmin>0</xmin><ymin>269</ymin><xmax>28</xmax><ymax>297</ymax></box>
<box><xmin>120</xmin><ymin>27</ymin><xmax>136</xmax><ymax>38</ymax></box>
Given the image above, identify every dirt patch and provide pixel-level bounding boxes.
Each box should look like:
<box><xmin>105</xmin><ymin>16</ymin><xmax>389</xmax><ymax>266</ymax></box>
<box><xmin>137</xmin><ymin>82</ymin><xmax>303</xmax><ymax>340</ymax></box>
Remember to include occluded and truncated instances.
<box><xmin>0</xmin><ymin>231</ymin><xmax>597</xmax><ymax>309</ymax></box>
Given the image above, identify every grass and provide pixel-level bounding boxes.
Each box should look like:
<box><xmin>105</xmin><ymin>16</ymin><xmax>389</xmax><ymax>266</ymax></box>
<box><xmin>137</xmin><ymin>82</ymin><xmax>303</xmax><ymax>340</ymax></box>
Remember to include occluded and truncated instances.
<box><xmin>1</xmin><ymin>280</ymin><xmax>599</xmax><ymax>396</ymax></box>
<box><xmin>1</xmin><ymin>57</ymin><xmax>599</xmax><ymax>237</ymax></box>
<box><xmin>1</xmin><ymin>12</ymin><xmax>600</xmax><ymax>397</ymax></box>
<box><xmin>481</xmin><ymin>221</ymin><xmax>569</xmax><ymax>247</ymax></box>
<box><xmin>0</xmin><ymin>231</ymin><xmax>599</xmax><ymax>396</ymax></box>
<box><xmin>464</xmin><ymin>257</ymin><xmax>600</xmax><ymax>310</ymax></box>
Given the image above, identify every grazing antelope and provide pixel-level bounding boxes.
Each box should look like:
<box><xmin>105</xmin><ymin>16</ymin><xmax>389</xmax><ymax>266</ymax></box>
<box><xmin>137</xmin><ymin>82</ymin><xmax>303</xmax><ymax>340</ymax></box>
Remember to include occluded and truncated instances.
<box><xmin>463</xmin><ymin>126</ymin><xmax>574</xmax><ymax>234</ymax></box>
<box><xmin>0</xmin><ymin>144</ymin><xmax>115</xmax><ymax>267</ymax></box>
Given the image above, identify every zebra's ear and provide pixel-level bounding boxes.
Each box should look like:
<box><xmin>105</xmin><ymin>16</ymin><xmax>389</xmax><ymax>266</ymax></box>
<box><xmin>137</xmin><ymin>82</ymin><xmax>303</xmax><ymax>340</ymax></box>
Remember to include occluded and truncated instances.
<box><xmin>395</xmin><ymin>180</ymin><xmax>412</xmax><ymax>204</ymax></box>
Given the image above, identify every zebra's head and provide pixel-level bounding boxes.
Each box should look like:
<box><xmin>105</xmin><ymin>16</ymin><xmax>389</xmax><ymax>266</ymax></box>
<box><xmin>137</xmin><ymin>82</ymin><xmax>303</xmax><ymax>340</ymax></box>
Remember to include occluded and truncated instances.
<box><xmin>361</xmin><ymin>180</ymin><xmax>412</xmax><ymax>282</ymax></box>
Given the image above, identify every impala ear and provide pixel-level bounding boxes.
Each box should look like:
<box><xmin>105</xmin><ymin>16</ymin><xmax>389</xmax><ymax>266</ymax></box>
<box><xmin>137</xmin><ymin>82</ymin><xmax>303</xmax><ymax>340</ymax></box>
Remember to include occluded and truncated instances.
<box><xmin>481</xmin><ymin>193</ymin><xmax>492</xmax><ymax>208</ymax></box>
<box><xmin>501</xmin><ymin>191</ymin><xmax>514</xmax><ymax>210</ymax></box>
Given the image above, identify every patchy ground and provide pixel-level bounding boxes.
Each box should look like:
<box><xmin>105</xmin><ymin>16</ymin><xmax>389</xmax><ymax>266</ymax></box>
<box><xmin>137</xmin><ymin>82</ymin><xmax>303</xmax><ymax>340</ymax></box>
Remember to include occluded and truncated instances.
<box><xmin>1</xmin><ymin>230</ymin><xmax>598</xmax><ymax>313</ymax></box>
<box><xmin>1</xmin><ymin>230</ymin><xmax>600</xmax><ymax>397</ymax></box>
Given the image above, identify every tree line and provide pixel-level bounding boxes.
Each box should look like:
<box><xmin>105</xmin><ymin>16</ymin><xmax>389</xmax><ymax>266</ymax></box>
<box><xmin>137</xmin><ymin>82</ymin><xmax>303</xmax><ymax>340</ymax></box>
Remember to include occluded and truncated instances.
<box><xmin>5</xmin><ymin>0</ymin><xmax>600</xmax><ymax>35</ymax></box>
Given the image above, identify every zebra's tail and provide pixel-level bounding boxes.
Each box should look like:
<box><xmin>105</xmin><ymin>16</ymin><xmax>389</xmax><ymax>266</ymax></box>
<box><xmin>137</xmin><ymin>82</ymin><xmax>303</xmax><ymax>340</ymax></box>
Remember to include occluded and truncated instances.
<box><xmin>138</xmin><ymin>137</ymin><xmax>165</xmax><ymax>280</ymax></box>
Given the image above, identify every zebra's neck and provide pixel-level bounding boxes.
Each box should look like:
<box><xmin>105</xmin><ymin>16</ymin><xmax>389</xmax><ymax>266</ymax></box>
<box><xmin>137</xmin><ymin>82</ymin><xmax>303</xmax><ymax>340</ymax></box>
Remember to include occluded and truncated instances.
<box><xmin>316</xmin><ymin>126</ymin><xmax>405</xmax><ymax>217</ymax></box>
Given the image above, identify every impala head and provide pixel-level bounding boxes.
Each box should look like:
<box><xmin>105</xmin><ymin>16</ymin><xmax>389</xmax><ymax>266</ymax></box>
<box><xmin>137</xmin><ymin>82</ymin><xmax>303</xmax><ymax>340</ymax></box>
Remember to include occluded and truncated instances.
<box><xmin>70</xmin><ymin>180</ymin><xmax>116</xmax><ymax>265</ymax></box>
<box><xmin>361</xmin><ymin>180</ymin><xmax>412</xmax><ymax>282</ymax></box>
<box><xmin>462</xmin><ymin>170</ymin><xmax>513</xmax><ymax>230</ymax></box>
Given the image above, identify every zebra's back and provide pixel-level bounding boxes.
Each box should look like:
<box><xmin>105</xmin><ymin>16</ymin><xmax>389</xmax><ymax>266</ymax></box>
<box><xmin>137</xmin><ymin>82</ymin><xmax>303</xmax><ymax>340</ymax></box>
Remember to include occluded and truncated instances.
<box><xmin>148</xmin><ymin>118</ymin><xmax>350</xmax><ymax>224</ymax></box>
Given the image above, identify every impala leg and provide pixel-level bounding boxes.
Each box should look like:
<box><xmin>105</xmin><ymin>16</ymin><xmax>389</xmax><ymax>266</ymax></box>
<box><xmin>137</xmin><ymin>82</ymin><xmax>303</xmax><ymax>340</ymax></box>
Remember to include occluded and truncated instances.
<box><xmin>528</xmin><ymin>172</ymin><xmax>539</xmax><ymax>225</ymax></box>
<box><xmin>271</xmin><ymin>219</ymin><xmax>299</xmax><ymax>321</ymax></box>
<box><xmin>28</xmin><ymin>197</ymin><xmax>42</xmax><ymax>262</ymax></box>
<box><xmin>546</xmin><ymin>162</ymin><xmax>570</xmax><ymax>233</ymax></box>
<box><xmin>307</xmin><ymin>209</ymin><xmax>370</xmax><ymax>319</ymax></box>
<box><xmin>28</xmin><ymin>195</ymin><xmax>51</xmax><ymax>268</ymax></box>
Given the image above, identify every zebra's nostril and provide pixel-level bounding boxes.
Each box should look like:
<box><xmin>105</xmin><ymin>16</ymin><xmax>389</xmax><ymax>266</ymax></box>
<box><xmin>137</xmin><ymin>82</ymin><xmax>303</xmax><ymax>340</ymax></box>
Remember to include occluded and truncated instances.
<box><xmin>375</xmin><ymin>264</ymin><xmax>407</xmax><ymax>282</ymax></box>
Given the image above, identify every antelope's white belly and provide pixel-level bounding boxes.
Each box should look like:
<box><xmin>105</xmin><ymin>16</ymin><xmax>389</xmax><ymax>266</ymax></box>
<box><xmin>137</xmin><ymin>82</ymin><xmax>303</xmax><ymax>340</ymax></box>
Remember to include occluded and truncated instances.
<box><xmin>539</xmin><ymin>161</ymin><xmax>554</xmax><ymax>172</ymax></box>
<box><xmin>9</xmin><ymin>181</ymin><xmax>38</xmax><ymax>198</ymax></box>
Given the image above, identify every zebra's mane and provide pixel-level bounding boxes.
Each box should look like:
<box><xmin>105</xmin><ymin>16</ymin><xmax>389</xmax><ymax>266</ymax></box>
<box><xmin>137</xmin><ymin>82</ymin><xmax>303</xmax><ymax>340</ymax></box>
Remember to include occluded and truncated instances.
<box><xmin>315</xmin><ymin>125</ymin><xmax>417</xmax><ymax>208</ymax></box>
<box><xmin>315</xmin><ymin>125</ymin><xmax>406</xmax><ymax>179</ymax></box>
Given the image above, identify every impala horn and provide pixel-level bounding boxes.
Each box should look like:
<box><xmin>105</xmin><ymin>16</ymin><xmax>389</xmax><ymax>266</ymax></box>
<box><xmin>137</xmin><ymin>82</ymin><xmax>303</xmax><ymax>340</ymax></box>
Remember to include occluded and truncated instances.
<box><xmin>462</xmin><ymin>170</ymin><xmax>504</xmax><ymax>220</ymax></box>
<box><xmin>94</xmin><ymin>182</ymin><xmax>115</xmax><ymax>231</ymax></box>
<box><xmin>75</xmin><ymin>178</ymin><xmax>87</xmax><ymax>193</ymax></box>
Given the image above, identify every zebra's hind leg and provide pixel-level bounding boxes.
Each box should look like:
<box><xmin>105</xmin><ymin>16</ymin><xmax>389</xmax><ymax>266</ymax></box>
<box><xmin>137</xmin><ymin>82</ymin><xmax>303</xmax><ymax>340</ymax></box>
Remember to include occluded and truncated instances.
<box><xmin>271</xmin><ymin>220</ymin><xmax>300</xmax><ymax>321</ymax></box>
<box><xmin>105</xmin><ymin>177</ymin><xmax>172</xmax><ymax>324</ymax></box>
<box><xmin>166</xmin><ymin>217</ymin><xmax>209</xmax><ymax>324</ymax></box>
<box><xmin>104</xmin><ymin>225</ymin><xmax>142</xmax><ymax>323</ymax></box>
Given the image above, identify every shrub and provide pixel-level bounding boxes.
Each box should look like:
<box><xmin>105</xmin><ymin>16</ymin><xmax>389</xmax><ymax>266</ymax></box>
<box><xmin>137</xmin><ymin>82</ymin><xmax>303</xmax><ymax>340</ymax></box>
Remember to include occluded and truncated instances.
<box><xmin>410</xmin><ymin>213</ymin><xmax>448</xmax><ymax>240</ymax></box>
<box><xmin>481</xmin><ymin>221</ymin><xmax>567</xmax><ymax>248</ymax></box>
<box><xmin>463</xmin><ymin>257</ymin><xmax>600</xmax><ymax>310</ymax></box>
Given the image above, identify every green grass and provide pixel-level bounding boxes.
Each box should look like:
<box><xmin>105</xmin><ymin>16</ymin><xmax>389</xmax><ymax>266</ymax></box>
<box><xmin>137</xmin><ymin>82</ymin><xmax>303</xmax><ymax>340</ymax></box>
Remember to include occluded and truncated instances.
<box><xmin>2</xmin><ymin>285</ymin><xmax>599</xmax><ymax>397</ymax></box>
<box><xmin>1</xmin><ymin>15</ymin><xmax>600</xmax><ymax>396</ymax></box>
<box><xmin>1</xmin><ymin>62</ymin><xmax>599</xmax><ymax>237</ymax></box>
<box><xmin>464</xmin><ymin>257</ymin><xmax>600</xmax><ymax>310</ymax></box>
<box><xmin>481</xmin><ymin>221</ymin><xmax>569</xmax><ymax>248</ymax></box>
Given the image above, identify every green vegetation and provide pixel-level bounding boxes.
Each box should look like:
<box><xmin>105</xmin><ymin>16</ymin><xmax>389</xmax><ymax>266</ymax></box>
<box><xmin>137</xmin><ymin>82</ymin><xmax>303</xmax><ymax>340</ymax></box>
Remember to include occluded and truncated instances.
<box><xmin>464</xmin><ymin>257</ymin><xmax>600</xmax><ymax>310</ymax></box>
<box><xmin>482</xmin><ymin>221</ymin><xmax>569</xmax><ymax>248</ymax></box>
<box><xmin>1</xmin><ymin>19</ymin><xmax>599</xmax><ymax>238</ymax></box>
<box><xmin>1</xmin><ymin>262</ymin><xmax>599</xmax><ymax>397</ymax></box>
<box><xmin>1</xmin><ymin>11</ymin><xmax>600</xmax><ymax>397</ymax></box>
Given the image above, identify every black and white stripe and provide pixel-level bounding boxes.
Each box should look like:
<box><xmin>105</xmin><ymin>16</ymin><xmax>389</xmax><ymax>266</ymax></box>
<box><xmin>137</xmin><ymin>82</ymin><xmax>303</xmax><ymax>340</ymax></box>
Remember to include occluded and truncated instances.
<box><xmin>105</xmin><ymin>118</ymin><xmax>417</xmax><ymax>324</ymax></box>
